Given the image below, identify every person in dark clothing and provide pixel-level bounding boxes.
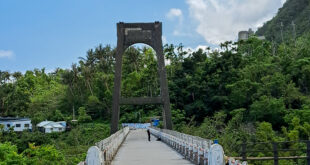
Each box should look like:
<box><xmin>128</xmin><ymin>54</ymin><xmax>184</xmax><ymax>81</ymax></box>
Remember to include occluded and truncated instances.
<box><xmin>147</xmin><ymin>129</ymin><xmax>151</xmax><ymax>141</ymax></box>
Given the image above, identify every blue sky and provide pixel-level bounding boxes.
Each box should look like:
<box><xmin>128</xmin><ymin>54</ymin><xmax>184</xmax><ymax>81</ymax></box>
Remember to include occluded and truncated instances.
<box><xmin>0</xmin><ymin>0</ymin><xmax>285</xmax><ymax>72</ymax></box>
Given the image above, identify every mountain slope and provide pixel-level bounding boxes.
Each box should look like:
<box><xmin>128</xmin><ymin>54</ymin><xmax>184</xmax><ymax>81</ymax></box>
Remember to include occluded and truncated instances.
<box><xmin>256</xmin><ymin>0</ymin><xmax>310</xmax><ymax>43</ymax></box>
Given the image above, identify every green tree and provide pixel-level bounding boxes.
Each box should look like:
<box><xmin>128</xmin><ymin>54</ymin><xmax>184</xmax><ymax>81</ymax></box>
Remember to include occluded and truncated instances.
<box><xmin>0</xmin><ymin>142</ymin><xmax>25</xmax><ymax>165</ymax></box>
<box><xmin>78</xmin><ymin>107</ymin><xmax>92</xmax><ymax>123</ymax></box>
<box><xmin>51</xmin><ymin>110</ymin><xmax>64</xmax><ymax>121</ymax></box>
<box><xmin>23</xmin><ymin>143</ymin><xmax>65</xmax><ymax>165</ymax></box>
<box><xmin>250</xmin><ymin>96</ymin><xmax>286</xmax><ymax>127</ymax></box>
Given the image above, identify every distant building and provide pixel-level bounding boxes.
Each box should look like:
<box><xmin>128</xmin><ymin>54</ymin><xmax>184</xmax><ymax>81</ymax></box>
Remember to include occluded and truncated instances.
<box><xmin>238</xmin><ymin>28</ymin><xmax>265</xmax><ymax>41</ymax></box>
<box><xmin>37</xmin><ymin>121</ymin><xmax>66</xmax><ymax>133</ymax></box>
<box><xmin>238</xmin><ymin>28</ymin><xmax>254</xmax><ymax>41</ymax></box>
<box><xmin>0</xmin><ymin>117</ymin><xmax>32</xmax><ymax>132</ymax></box>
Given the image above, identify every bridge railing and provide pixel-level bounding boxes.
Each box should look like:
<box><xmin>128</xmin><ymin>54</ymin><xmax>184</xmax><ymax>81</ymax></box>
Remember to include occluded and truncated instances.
<box><xmin>235</xmin><ymin>140</ymin><xmax>310</xmax><ymax>165</ymax></box>
<box><xmin>149</xmin><ymin>127</ymin><xmax>248</xmax><ymax>165</ymax></box>
<box><xmin>95</xmin><ymin>127</ymin><xmax>130</xmax><ymax>164</ymax></box>
<box><xmin>80</xmin><ymin>127</ymin><xmax>130</xmax><ymax>165</ymax></box>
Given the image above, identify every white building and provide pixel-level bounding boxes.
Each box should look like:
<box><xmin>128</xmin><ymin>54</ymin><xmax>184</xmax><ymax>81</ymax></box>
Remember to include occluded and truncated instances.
<box><xmin>0</xmin><ymin>117</ymin><xmax>32</xmax><ymax>132</ymax></box>
<box><xmin>238</xmin><ymin>28</ymin><xmax>265</xmax><ymax>41</ymax></box>
<box><xmin>37</xmin><ymin>121</ymin><xmax>66</xmax><ymax>133</ymax></box>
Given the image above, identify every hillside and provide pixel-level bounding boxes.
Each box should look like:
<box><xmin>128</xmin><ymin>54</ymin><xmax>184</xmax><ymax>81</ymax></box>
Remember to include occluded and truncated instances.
<box><xmin>256</xmin><ymin>0</ymin><xmax>310</xmax><ymax>43</ymax></box>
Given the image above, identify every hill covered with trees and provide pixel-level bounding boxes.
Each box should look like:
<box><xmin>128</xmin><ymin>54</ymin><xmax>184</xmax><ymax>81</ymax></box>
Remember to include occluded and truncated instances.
<box><xmin>256</xmin><ymin>0</ymin><xmax>310</xmax><ymax>43</ymax></box>
<box><xmin>1</xmin><ymin>32</ymin><xmax>310</xmax><ymax>164</ymax></box>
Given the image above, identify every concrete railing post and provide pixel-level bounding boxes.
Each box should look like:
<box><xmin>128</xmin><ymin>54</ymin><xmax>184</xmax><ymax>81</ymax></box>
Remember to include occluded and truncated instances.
<box><xmin>148</xmin><ymin>127</ymin><xmax>248</xmax><ymax>165</ymax></box>
<box><xmin>83</xmin><ymin>127</ymin><xmax>130</xmax><ymax>165</ymax></box>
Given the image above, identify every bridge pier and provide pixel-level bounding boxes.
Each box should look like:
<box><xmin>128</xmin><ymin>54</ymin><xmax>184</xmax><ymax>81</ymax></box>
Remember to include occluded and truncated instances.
<box><xmin>111</xmin><ymin>22</ymin><xmax>173</xmax><ymax>134</ymax></box>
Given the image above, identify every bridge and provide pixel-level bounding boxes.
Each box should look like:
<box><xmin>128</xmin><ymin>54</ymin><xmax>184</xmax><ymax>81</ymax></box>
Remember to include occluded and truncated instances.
<box><xmin>78</xmin><ymin>125</ymin><xmax>247</xmax><ymax>165</ymax></box>
<box><xmin>76</xmin><ymin>21</ymin><xmax>310</xmax><ymax>165</ymax></box>
<box><xmin>75</xmin><ymin>22</ymin><xmax>246</xmax><ymax>165</ymax></box>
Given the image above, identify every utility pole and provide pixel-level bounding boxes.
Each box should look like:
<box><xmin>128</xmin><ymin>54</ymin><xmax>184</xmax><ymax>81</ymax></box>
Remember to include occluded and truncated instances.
<box><xmin>272</xmin><ymin>39</ymin><xmax>276</xmax><ymax>56</ymax></box>
<box><xmin>72</xmin><ymin>105</ymin><xmax>77</xmax><ymax>122</ymax></box>
<box><xmin>292</xmin><ymin>21</ymin><xmax>297</xmax><ymax>47</ymax></box>
<box><xmin>139</xmin><ymin>111</ymin><xmax>141</xmax><ymax>123</ymax></box>
<box><xmin>280</xmin><ymin>22</ymin><xmax>284</xmax><ymax>43</ymax></box>
<box><xmin>73</xmin><ymin>105</ymin><xmax>75</xmax><ymax>120</ymax></box>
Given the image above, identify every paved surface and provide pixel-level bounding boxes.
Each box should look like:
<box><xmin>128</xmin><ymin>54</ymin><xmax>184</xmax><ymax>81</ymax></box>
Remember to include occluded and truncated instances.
<box><xmin>112</xmin><ymin>129</ymin><xmax>193</xmax><ymax>165</ymax></box>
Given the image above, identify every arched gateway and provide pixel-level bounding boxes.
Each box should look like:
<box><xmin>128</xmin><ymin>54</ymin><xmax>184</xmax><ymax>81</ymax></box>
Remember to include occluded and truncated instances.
<box><xmin>111</xmin><ymin>22</ymin><xmax>172</xmax><ymax>134</ymax></box>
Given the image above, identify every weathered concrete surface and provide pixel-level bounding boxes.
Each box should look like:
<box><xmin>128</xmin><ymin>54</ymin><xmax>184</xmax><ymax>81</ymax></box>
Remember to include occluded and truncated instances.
<box><xmin>112</xmin><ymin>129</ymin><xmax>193</xmax><ymax>165</ymax></box>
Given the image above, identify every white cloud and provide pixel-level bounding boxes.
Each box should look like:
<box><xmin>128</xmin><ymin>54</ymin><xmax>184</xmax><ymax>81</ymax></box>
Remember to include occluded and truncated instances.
<box><xmin>162</xmin><ymin>36</ymin><xmax>167</xmax><ymax>45</ymax></box>
<box><xmin>0</xmin><ymin>50</ymin><xmax>14</xmax><ymax>59</ymax></box>
<box><xmin>184</xmin><ymin>45</ymin><xmax>211</xmax><ymax>53</ymax></box>
<box><xmin>167</xmin><ymin>8</ymin><xmax>188</xmax><ymax>36</ymax></box>
<box><xmin>186</xmin><ymin>0</ymin><xmax>284</xmax><ymax>44</ymax></box>
<box><xmin>166</xmin><ymin>8</ymin><xmax>183</xmax><ymax>20</ymax></box>
<box><xmin>195</xmin><ymin>45</ymin><xmax>209</xmax><ymax>51</ymax></box>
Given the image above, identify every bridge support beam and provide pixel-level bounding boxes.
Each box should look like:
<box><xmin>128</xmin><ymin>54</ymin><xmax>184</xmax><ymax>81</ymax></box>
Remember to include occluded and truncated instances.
<box><xmin>119</xmin><ymin>97</ymin><xmax>162</xmax><ymax>105</ymax></box>
<box><xmin>111</xmin><ymin>22</ymin><xmax>173</xmax><ymax>134</ymax></box>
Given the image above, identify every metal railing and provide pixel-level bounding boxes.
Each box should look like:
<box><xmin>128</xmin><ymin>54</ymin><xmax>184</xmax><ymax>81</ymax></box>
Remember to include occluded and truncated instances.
<box><xmin>235</xmin><ymin>140</ymin><xmax>310</xmax><ymax>165</ymax></box>
<box><xmin>149</xmin><ymin>127</ymin><xmax>248</xmax><ymax>165</ymax></box>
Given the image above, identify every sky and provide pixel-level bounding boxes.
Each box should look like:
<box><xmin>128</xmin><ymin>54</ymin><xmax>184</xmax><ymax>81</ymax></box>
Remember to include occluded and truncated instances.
<box><xmin>0</xmin><ymin>0</ymin><xmax>286</xmax><ymax>72</ymax></box>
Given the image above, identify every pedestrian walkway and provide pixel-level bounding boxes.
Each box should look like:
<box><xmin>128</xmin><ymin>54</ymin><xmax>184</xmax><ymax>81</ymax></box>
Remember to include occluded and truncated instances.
<box><xmin>112</xmin><ymin>129</ymin><xmax>193</xmax><ymax>165</ymax></box>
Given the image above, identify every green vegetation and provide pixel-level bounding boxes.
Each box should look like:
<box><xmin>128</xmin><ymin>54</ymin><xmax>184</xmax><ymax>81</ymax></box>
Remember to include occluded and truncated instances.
<box><xmin>1</xmin><ymin>32</ymin><xmax>310</xmax><ymax>163</ymax></box>
<box><xmin>256</xmin><ymin>0</ymin><xmax>310</xmax><ymax>43</ymax></box>
<box><xmin>0</xmin><ymin>122</ymin><xmax>109</xmax><ymax>164</ymax></box>
<box><xmin>1</xmin><ymin>13</ymin><xmax>310</xmax><ymax>164</ymax></box>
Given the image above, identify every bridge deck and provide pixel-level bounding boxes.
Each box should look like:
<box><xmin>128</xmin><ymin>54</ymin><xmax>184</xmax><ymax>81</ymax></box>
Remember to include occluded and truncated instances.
<box><xmin>112</xmin><ymin>129</ymin><xmax>193</xmax><ymax>165</ymax></box>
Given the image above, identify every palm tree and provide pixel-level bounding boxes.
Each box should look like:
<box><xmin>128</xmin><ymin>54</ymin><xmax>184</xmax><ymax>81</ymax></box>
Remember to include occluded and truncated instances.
<box><xmin>12</xmin><ymin>72</ymin><xmax>22</xmax><ymax>80</ymax></box>
<box><xmin>71</xmin><ymin>63</ymin><xmax>83</xmax><ymax>97</ymax></box>
<box><xmin>3</xmin><ymin>71</ymin><xmax>10</xmax><ymax>84</ymax></box>
<box><xmin>80</xmin><ymin>64</ymin><xmax>94</xmax><ymax>96</ymax></box>
<box><xmin>61</xmin><ymin>69</ymin><xmax>75</xmax><ymax>97</ymax></box>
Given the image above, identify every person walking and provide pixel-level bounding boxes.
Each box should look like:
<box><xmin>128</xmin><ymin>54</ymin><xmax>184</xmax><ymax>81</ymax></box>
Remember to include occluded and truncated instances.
<box><xmin>147</xmin><ymin>129</ymin><xmax>151</xmax><ymax>141</ymax></box>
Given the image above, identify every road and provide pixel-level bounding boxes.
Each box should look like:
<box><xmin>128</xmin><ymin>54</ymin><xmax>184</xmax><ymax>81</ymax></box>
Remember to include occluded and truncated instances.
<box><xmin>112</xmin><ymin>129</ymin><xmax>193</xmax><ymax>165</ymax></box>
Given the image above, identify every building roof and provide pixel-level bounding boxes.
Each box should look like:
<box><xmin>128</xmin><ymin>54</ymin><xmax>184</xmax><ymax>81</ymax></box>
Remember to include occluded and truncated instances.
<box><xmin>37</xmin><ymin>121</ymin><xmax>66</xmax><ymax>128</ymax></box>
<box><xmin>51</xmin><ymin>123</ymin><xmax>63</xmax><ymax>128</ymax></box>
<box><xmin>37</xmin><ymin>121</ymin><xmax>53</xmax><ymax>127</ymax></box>
<box><xmin>56</xmin><ymin>121</ymin><xmax>66</xmax><ymax>124</ymax></box>
<box><xmin>0</xmin><ymin>117</ymin><xmax>31</xmax><ymax>122</ymax></box>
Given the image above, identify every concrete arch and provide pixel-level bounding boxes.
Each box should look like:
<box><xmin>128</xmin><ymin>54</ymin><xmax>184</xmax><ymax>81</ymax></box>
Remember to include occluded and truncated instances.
<box><xmin>111</xmin><ymin>22</ymin><xmax>172</xmax><ymax>134</ymax></box>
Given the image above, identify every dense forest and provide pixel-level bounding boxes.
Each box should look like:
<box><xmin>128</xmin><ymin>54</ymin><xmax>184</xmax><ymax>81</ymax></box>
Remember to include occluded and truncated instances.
<box><xmin>256</xmin><ymin>0</ymin><xmax>310</xmax><ymax>43</ymax></box>
<box><xmin>1</xmin><ymin>32</ymin><xmax>310</xmax><ymax>164</ymax></box>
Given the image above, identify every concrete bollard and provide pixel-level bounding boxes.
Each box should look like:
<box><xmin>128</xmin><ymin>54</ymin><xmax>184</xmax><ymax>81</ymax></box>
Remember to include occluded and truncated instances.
<box><xmin>85</xmin><ymin>146</ymin><xmax>104</xmax><ymax>165</ymax></box>
<box><xmin>208</xmin><ymin>144</ymin><xmax>224</xmax><ymax>165</ymax></box>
